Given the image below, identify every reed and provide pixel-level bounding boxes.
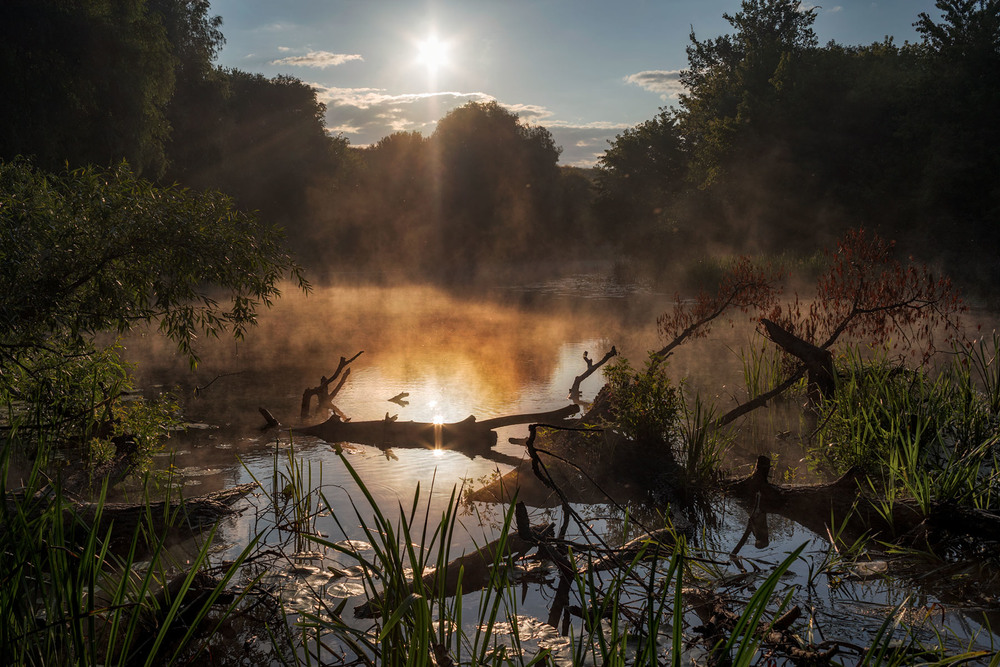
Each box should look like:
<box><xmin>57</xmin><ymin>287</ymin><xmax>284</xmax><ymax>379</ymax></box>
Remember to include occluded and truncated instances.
<box><xmin>814</xmin><ymin>344</ymin><xmax>1000</xmax><ymax>514</ymax></box>
<box><xmin>300</xmin><ymin>453</ymin><xmax>819</xmax><ymax>665</ymax></box>
<box><xmin>0</xmin><ymin>425</ymin><xmax>256</xmax><ymax>665</ymax></box>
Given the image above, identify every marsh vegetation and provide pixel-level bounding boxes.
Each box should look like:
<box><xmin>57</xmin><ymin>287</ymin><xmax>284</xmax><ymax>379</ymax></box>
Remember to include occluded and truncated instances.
<box><xmin>3</xmin><ymin>0</ymin><xmax>1000</xmax><ymax>664</ymax></box>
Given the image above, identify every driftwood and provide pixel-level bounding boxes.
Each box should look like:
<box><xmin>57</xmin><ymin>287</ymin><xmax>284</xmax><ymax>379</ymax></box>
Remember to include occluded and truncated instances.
<box><xmin>5</xmin><ymin>483</ymin><xmax>257</xmax><ymax>543</ymax></box>
<box><xmin>296</xmin><ymin>405</ymin><xmax>580</xmax><ymax>457</ymax></box>
<box><xmin>300</xmin><ymin>351</ymin><xmax>363</xmax><ymax>418</ymax></box>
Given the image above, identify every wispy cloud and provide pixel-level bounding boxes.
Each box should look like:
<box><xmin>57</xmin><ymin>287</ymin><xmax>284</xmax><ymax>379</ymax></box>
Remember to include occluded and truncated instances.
<box><xmin>313</xmin><ymin>85</ymin><xmax>492</xmax><ymax>138</ymax></box>
<box><xmin>272</xmin><ymin>51</ymin><xmax>363</xmax><ymax>68</ymax></box>
<box><xmin>312</xmin><ymin>84</ymin><xmax>626</xmax><ymax>167</ymax></box>
<box><xmin>545</xmin><ymin>123</ymin><xmax>632</xmax><ymax>166</ymax></box>
<box><xmin>624</xmin><ymin>69</ymin><xmax>685</xmax><ymax>99</ymax></box>
<box><xmin>503</xmin><ymin>103</ymin><xmax>553</xmax><ymax>122</ymax></box>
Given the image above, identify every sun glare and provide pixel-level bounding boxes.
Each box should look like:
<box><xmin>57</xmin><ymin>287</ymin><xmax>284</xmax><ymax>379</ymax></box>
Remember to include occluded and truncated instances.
<box><xmin>416</xmin><ymin>35</ymin><xmax>450</xmax><ymax>73</ymax></box>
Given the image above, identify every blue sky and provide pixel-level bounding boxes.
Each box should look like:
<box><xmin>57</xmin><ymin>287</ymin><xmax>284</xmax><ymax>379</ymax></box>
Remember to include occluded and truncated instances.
<box><xmin>209</xmin><ymin>0</ymin><xmax>940</xmax><ymax>166</ymax></box>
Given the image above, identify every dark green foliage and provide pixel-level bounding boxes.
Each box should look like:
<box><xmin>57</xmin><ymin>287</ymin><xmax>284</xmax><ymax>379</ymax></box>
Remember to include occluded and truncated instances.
<box><xmin>0</xmin><ymin>159</ymin><xmax>305</xmax><ymax>454</ymax></box>
<box><xmin>0</xmin><ymin>0</ymin><xmax>175</xmax><ymax>176</ymax></box>
<box><xmin>600</xmin><ymin>0</ymin><xmax>1000</xmax><ymax>286</ymax></box>
<box><xmin>165</xmin><ymin>70</ymin><xmax>343</xmax><ymax>229</ymax></box>
<box><xmin>0</xmin><ymin>160</ymin><xmax>304</xmax><ymax>364</ymax></box>
<box><xmin>605</xmin><ymin>357</ymin><xmax>683</xmax><ymax>454</ymax></box>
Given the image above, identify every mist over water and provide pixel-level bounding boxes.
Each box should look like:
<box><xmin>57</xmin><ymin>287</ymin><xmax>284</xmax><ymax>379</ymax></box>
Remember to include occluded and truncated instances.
<box><xmin>120</xmin><ymin>277</ymin><xmax>816</xmax><ymax>506</ymax></box>
<box><xmin>121</xmin><ymin>280</ymin><xmax>674</xmax><ymax>529</ymax></box>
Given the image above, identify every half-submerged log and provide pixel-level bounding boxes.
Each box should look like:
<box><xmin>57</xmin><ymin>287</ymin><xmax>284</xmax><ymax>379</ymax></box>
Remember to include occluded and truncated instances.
<box><xmin>5</xmin><ymin>483</ymin><xmax>257</xmax><ymax>544</ymax></box>
<box><xmin>354</xmin><ymin>523</ymin><xmax>549</xmax><ymax>618</ymax></box>
<box><xmin>725</xmin><ymin>456</ymin><xmax>1000</xmax><ymax>549</ymax></box>
<box><xmin>296</xmin><ymin>404</ymin><xmax>579</xmax><ymax>458</ymax></box>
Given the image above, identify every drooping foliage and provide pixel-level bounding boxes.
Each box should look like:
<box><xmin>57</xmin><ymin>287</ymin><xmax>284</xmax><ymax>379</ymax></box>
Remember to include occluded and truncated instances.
<box><xmin>0</xmin><ymin>160</ymin><xmax>305</xmax><ymax>369</ymax></box>
<box><xmin>0</xmin><ymin>159</ymin><xmax>305</xmax><ymax>456</ymax></box>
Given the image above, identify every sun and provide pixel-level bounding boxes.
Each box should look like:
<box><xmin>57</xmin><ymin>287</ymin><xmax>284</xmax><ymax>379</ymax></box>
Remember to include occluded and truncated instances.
<box><xmin>416</xmin><ymin>35</ymin><xmax>450</xmax><ymax>73</ymax></box>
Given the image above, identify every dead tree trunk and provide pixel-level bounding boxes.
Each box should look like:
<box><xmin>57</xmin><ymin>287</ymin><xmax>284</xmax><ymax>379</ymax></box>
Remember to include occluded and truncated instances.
<box><xmin>300</xmin><ymin>351</ymin><xmax>363</xmax><ymax>418</ymax></box>
<box><xmin>761</xmin><ymin>318</ymin><xmax>834</xmax><ymax>402</ymax></box>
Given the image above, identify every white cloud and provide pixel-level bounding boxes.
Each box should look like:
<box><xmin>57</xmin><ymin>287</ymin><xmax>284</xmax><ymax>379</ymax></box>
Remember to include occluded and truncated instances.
<box><xmin>311</xmin><ymin>83</ymin><xmax>628</xmax><ymax>167</ymax></box>
<box><xmin>546</xmin><ymin>123</ymin><xmax>633</xmax><ymax>167</ymax></box>
<box><xmin>277</xmin><ymin>46</ymin><xmax>292</xmax><ymax>52</ymax></box>
<box><xmin>502</xmin><ymin>103</ymin><xmax>554</xmax><ymax>122</ymax></box>
<box><xmin>623</xmin><ymin>70</ymin><xmax>685</xmax><ymax>100</ymax></box>
<box><xmin>271</xmin><ymin>51</ymin><xmax>363</xmax><ymax>68</ymax></box>
<box><xmin>313</xmin><ymin>84</ymin><xmax>493</xmax><ymax>141</ymax></box>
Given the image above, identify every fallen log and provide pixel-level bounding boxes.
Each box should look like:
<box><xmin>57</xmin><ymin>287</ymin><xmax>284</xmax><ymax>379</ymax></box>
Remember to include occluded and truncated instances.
<box><xmin>5</xmin><ymin>483</ymin><xmax>257</xmax><ymax>544</ymax></box>
<box><xmin>296</xmin><ymin>404</ymin><xmax>580</xmax><ymax>458</ymax></box>
<box><xmin>354</xmin><ymin>524</ymin><xmax>549</xmax><ymax>618</ymax></box>
<box><xmin>724</xmin><ymin>455</ymin><xmax>917</xmax><ymax>542</ymax></box>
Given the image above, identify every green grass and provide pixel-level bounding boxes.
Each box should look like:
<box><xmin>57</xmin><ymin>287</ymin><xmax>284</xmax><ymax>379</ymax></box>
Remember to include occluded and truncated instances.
<box><xmin>813</xmin><ymin>343</ymin><xmax>1000</xmax><ymax>515</ymax></box>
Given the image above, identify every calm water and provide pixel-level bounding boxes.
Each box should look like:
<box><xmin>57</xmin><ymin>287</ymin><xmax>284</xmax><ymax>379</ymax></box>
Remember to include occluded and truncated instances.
<box><xmin>121</xmin><ymin>279</ymin><xmax>1000</xmax><ymax>660</ymax></box>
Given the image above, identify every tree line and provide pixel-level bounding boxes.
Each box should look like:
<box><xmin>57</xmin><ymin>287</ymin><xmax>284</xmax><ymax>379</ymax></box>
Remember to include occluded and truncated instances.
<box><xmin>2</xmin><ymin>0</ymin><xmax>998</xmax><ymax>288</ymax></box>
<box><xmin>595</xmin><ymin>0</ymin><xmax>1000</xmax><ymax>288</ymax></box>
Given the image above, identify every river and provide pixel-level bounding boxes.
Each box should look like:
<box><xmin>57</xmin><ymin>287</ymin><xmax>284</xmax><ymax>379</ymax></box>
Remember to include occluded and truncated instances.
<box><xmin>120</xmin><ymin>278</ymin><xmax>1000</xmax><ymax>662</ymax></box>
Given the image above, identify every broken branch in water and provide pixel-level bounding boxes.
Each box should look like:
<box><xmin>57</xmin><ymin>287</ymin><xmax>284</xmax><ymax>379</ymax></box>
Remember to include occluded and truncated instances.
<box><xmin>258</xmin><ymin>407</ymin><xmax>279</xmax><ymax>430</ymax></box>
<box><xmin>300</xmin><ymin>351</ymin><xmax>364</xmax><ymax>418</ymax></box>
<box><xmin>569</xmin><ymin>346</ymin><xmax>617</xmax><ymax>401</ymax></box>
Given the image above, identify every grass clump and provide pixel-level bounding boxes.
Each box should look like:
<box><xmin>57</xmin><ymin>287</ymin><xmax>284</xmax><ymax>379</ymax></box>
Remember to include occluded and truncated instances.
<box><xmin>813</xmin><ymin>341</ymin><xmax>1000</xmax><ymax>515</ymax></box>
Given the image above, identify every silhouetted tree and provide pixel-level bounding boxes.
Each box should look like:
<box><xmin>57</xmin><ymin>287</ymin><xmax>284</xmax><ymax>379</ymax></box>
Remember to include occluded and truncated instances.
<box><xmin>909</xmin><ymin>0</ymin><xmax>1000</xmax><ymax>279</ymax></box>
<box><xmin>680</xmin><ymin>0</ymin><xmax>818</xmax><ymax>188</ymax></box>
<box><xmin>431</xmin><ymin>101</ymin><xmax>562</xmax><ymax>279</ymax></box>
<box><xmin>594</xmin><ymin>109</ymin><xmax>688</xmax><ymax>252</ymax></box>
